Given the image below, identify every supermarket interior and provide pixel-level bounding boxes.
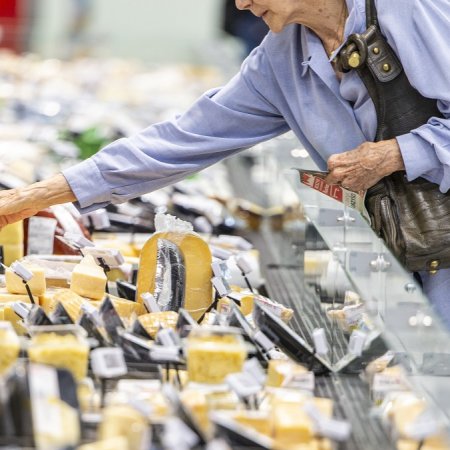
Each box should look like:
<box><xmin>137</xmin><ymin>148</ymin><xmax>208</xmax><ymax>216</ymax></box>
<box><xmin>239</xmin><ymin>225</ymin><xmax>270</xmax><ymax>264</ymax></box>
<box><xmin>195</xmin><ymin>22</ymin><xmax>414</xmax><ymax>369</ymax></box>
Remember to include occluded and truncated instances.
<box><xmin>0</xmin><ymin>1</ymin><xmax>450</xmax><ymax>449</ymax></box>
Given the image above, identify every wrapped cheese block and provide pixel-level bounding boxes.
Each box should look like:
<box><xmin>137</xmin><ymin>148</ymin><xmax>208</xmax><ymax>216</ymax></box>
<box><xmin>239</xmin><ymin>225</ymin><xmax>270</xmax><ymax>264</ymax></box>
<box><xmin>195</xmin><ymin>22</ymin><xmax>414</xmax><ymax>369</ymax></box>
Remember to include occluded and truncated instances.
<box><xmin>232</xmin><ymin>410</ymin><xmax>272</xmax><ymax>437</ymax></box>
<box><xmin>136</xmin><ymin>311</ymin><xmax>179</xmax><ymax>339</ymax></box>
<box><xmin>0</xmin><ymin>322</ymin><xmax>20</xmax><ymax>375</ymax></box>
<box><xmin>28</xmin><ymin>326</ymin><xmax>89</xmax><ymax>381</ymax></box>
<box><xmin>6</xmin><ymin>265</ymin><xmax>46</xmax><ymax>296</ymax></box>
<box><xmin>137</xmin><ymin>214</ymin><xmax>212</xmax><ymax>320</ymax></box>
<box><xmin>186</xmin><ymin>328</ymin><xmax>247</xmax><ymax>384</ymax></box>
<box><xmin>70</xmin><ymin>255</ymin><xmax>107</xmax><ymax>300</ymax></box>
<box><xmin>0</xmin><ymin>221</ymin><xmax>24</xmax><ymax>265</ymax></box>
<box><xmin>78</xmin><ymin>437</ymin><xmax>130</xmax><ymax>450</ymax></box>
<box><xmin>99</xmin><ymin>405</ymin><xmax>149</xmax><ymax>450</ymax></box>
<box><xmin>266</xmin><ymin>360</ymin><xmax>308</xmax><ymax>388</ymax></box>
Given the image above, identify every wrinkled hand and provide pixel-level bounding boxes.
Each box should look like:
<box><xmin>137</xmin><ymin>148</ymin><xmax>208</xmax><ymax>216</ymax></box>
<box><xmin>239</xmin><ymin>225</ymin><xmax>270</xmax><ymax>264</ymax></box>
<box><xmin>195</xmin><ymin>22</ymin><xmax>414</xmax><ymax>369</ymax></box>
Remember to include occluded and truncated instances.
<box><xmin>325</xmin><ymin>139</ymin><xmax>405</xmax><ymax>191</ymax></box>
<box><xmin>0</xmin><ymin>188</ymin><xmax>39</xmax><ymax>228</ymax></box>
<box><xmin>0</xmin><ymin>174</ymin><xmax>76</xmax><ymax>228</ymax></box>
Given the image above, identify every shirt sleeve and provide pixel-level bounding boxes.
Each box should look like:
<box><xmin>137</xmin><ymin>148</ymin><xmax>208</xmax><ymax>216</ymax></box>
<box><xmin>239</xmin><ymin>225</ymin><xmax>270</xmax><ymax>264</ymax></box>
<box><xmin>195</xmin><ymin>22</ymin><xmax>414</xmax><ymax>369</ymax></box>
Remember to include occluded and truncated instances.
<box><xmin>63</xmin><ymin>45</ymin><xmax>289</xmax><ymax>213</ymax></box>
<box><xmin>377</xmin><ymin>0</ymin><xmax>450</xmax><ymax>192</ymax></box>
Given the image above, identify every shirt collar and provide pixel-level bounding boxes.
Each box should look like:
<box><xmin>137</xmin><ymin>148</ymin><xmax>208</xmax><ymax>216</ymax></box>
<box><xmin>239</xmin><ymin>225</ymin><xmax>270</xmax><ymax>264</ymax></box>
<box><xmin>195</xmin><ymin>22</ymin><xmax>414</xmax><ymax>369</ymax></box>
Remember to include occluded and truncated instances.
<box><xmin>301</xmin><ymin>0</ymin><xmax>367</xmax><ymax>65</ymax></box>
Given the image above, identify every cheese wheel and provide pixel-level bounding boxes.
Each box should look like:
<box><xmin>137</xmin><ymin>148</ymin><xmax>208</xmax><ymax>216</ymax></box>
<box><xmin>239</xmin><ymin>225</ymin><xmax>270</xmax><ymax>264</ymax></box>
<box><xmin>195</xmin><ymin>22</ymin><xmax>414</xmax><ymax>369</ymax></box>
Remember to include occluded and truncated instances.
<box><xmin>137</xmin><ymin>232</ymin><xmax>212</xmax><ymax>320</ymax></box>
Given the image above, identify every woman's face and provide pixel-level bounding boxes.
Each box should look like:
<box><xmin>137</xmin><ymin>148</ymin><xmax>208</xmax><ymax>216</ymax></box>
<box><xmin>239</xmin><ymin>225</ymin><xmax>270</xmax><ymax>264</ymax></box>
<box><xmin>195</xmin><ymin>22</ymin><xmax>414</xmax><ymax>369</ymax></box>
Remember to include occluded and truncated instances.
<box><xmin>235</xmin><ymin>0</ymin><xmax>304</xmax><ymax>33</ymax></box>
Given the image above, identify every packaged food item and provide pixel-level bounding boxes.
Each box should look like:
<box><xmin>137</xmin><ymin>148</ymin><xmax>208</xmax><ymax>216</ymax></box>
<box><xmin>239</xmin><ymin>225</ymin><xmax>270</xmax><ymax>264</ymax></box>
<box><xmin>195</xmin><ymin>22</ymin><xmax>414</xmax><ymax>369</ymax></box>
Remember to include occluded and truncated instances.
<box><xmin>266</xmin><ymin>359</ymin><xmax>309</xmax><ymax>388</ymax></box>
<box><xmin>180</xmin><ymin>389</ymin><xmax>210</xmax><ymax>435</ymax></box>
<box><xmin>137</xmin><ymin>214</ymin><xmax>212</xmax><ymax>320</ymax></box>
<box><xmin>0</xmin><ymin>221</ymin><xmax>24</xmax><ymax>265</ymax></box>
<box><xmin>28</xmin><ymin>363</ymin><xmax>81</xmax><ymax>450</ymax></box>
<box><xmin>28</xmin><ymin>325</ymin><xmax>89</xmax><ymax>381</ymax></box>
<box><xmin>186</xmin><ymin>327</ymin><xmax>247</xmax><ymax>384</ymax></box>
<box><xmin>41</xmin><ymin>288</ymin><xmax>86</xmax><ymax>321</ymax></box>
<box><xmin>99</xmin><ymin>404</ymin><xmax>149</xmax><ymax>450</ymax></box>
<box><xmin>70</xmin><ymin>255</ymin><xmax>107</xmax><ymax>300</ymax></box>
<box><xmin>0</xmin><ymin>322</ymin><xmax>20</xmax><ymax>375</ymax></box>
<box><xmin>78</xmin><ymin>437</ymin><xmax>130</xmax><ymax>450</ymax></box>
<box><xmin>135</xmin><ymin>311</ymin><xmax>179</xmax><ymax>339</ymax></box>
<box><xmin>6</xmin><ymin>265</ymin><xmax>46</xmax><ymax>296</ymax></box>
<box><xmin>231</xmin><ymin>410</ymin><xmax>271</xmax><ymax>437</ymax></box>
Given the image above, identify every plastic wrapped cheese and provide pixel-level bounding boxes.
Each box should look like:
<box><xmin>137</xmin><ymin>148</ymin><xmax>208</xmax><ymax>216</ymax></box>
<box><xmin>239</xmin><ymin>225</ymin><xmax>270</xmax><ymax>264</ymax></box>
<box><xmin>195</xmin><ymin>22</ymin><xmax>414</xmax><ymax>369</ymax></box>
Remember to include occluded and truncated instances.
<box><xmin>99</xmin><ymin>405</ymin><xmax>149</xmax><ymax>450</ymax></box>
<box><xmin>0</xmin><ymin>221</ymin><xmax>24</xmax><ymax>265</ymax></box>
<box><xmin>28</xmin><ymin>326</ymin><xmax>89</xmax><ymax>381</ymax></box>
<box><xmin>137</xmin><ymin>311</ymin><xmax>179</xmax><ymax>339</ymax></box>
<box><xmin>266</xmin><ymin>360</ymin><xmax>308</xmax><ymax>388</ymax></box>
<box><xmin>0</xmin><ymin>322</ymin><xmax>20</xmax><ymax>375</ymax></box>
<box><xmin>186</xmin><ymin>328</ymin><xmax>247</xmax><ymax>384</ymax></box>
<box><xmin>137</xmin><ymin>214</ymin><xmax>212</xmax><ymax>320</ymax></box>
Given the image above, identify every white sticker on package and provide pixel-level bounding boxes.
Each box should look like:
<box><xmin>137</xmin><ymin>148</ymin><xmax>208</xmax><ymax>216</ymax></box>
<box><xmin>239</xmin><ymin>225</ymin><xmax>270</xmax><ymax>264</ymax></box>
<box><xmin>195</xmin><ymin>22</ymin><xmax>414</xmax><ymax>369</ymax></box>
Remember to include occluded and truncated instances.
<box><xmin>29</xmin><ymin>364</ymin><xmax>62</xmax><ymax>440</ymax></box>
<box><xmin>27</xmin><ymin>216</ymin><xmax>57</xmax><ymax>255</ymax></box>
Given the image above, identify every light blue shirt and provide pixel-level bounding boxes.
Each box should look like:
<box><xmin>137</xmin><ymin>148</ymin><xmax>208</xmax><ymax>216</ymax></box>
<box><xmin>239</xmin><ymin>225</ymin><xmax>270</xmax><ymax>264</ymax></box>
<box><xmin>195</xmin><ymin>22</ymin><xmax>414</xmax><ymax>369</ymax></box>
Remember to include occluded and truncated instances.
<box><xmin>63</xmin><ymin>0</ymin><xmax>450</xmax><ymax>214</ymax></box>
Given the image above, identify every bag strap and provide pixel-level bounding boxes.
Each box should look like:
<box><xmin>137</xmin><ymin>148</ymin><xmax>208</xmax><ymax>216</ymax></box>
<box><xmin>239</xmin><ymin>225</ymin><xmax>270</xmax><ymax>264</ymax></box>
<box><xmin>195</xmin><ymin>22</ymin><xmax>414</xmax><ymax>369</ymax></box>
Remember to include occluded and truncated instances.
<box><xmin>365</xmin><ymin>0</ymin><xmax>378</xmax><ymax>28</ymax></box>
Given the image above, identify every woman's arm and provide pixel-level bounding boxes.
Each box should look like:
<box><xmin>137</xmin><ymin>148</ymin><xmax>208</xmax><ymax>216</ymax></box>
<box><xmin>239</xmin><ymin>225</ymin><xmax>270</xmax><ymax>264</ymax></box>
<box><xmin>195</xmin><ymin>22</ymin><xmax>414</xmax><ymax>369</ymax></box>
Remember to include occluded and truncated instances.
<box><xmin>0</xmin><ymin>42</ymin><xmax>290</xmax><ymax>222</ymax></box>
<box><xmin>0</xmin><ymin>173</ymin><xmax>76</xmax><ymax>227</ymax></box>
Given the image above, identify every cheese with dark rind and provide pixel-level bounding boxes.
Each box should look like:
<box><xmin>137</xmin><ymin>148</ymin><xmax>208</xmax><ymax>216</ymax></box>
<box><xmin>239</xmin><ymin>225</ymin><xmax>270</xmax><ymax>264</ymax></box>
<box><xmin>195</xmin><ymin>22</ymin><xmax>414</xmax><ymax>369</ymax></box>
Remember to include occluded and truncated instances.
<box><xmin>137</xmin><ymin>232</ymin><xmax>212</xmax><ymax>320</ymax></box>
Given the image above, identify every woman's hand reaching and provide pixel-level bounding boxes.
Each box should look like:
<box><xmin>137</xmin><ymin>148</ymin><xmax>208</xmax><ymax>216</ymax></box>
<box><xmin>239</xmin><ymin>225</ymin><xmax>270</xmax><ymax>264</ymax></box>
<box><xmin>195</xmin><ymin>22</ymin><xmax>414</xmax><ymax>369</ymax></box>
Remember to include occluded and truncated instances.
<box><xmin>325</xmin><ymin>138</ymin><xmax>405</xmax><ymax>191</ymax></box>
<box><xmin>0</xmin><ymin>174</ymin><xmax>76</xmax><ymax>228</ymax></box>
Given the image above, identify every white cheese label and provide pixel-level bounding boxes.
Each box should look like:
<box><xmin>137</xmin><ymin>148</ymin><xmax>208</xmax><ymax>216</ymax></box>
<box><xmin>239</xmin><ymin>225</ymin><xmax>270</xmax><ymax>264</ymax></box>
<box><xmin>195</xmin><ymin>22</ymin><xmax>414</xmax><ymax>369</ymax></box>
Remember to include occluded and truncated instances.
<box><xmin>283</xmin><ymin>371</ymin><xmax>315</xmax><ymax>391</ymax></box>
<box><xmin>27</xmin><ymin>216</ymin><xmax>57</xmax><ymax>255</ymax></box>
<box><xmin>29</xmin><ymin>363</ymin><xmax>62</xmax><ymax>438</ymax></box>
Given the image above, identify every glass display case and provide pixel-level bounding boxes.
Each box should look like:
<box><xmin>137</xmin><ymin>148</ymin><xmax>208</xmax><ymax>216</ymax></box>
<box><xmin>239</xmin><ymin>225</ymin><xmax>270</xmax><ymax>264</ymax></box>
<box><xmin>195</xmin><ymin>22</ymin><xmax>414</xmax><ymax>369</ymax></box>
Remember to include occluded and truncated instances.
<box><xmin>256</xmin><ymin>133</ymin><xmax>450</xmax><ymax>439</ymax></box>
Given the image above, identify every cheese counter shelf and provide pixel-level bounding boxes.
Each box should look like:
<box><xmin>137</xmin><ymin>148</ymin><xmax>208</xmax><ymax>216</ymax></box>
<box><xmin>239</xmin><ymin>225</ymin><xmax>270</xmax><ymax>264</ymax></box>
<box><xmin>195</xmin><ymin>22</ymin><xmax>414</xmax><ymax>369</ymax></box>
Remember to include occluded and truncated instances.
<box><xmin>243</xmin><ymin>141</ymin><xmax>450</xmax><ymax>450</ymax></box>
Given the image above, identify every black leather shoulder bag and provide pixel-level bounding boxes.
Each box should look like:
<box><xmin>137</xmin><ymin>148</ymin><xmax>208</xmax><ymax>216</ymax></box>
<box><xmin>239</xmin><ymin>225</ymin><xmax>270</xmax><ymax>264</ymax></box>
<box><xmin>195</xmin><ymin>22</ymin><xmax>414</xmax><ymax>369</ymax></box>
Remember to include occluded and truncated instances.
<box><xmin>336</xmin><ymin>0</ymin><xmax>450</xmax><ymax>273</ymax></box>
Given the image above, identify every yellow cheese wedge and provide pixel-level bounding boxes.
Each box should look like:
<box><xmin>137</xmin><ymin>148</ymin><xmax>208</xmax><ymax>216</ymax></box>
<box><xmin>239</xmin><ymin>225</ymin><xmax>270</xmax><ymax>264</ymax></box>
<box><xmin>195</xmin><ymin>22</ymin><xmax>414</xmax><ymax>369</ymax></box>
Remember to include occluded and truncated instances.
<box><xmin>99</xmin><ymin>405</ymin><xmax>148</xmax><ymax>450</ymax></box>
<box><xmin>266</xmin><ymin>360</ymin><xmax>308</xmax><ymax>387</ymax></box>
<box><xmin>0</xmin><ymin>303</ymin><xmax>27</xmax><ymax>335</ymax></box>
<box><xmin>186</xmin><ymin>333</ymin><xmax>247</xmax><ymax>384</ymax></box>
<box><xmin>78</xmin><ymin>437</ymin><xmax>130</xmax><ymax>450</ymax></box>
<box><xmin>137</xmin><ymin>311</ymin><xmax>179</xmax><ymax>339</ymax></box>
<box><xmin>70</xmin><ymin>255</ymin><xmax>107</xmax><ymax>300</ymax></box>
<box><xmin>6</xmin><ymin>266</ymin><xmax>46</xmax><ymax>296</ymax></box>
<box><xmin>107</xmin><ymin>294</ymin><xmax>146</xmax><ymax>317</ymax></box>
<box><xmin>2</xmin><ymin>244</ymin><xmax>24</xmax><ymax>266</ymax></box>
<box><xmin>0</xmin><ymin>324</ymin><xmax>20</xmax><ymax>375</ymax></box>
<box><xmin>0</xmin><ymin>221</ymin><xmax>23</xmax><ymax>245</ymax></box>
<box><xmin>137</xmin><ymin>232</ymin><xmax>212</xmax><ymax>320</ymax></box>
<box><xmin>217</xmin><ymin>294</ymin><xmax>254</xmax><ymax>316</ymax></box>
<box><xmin>232</xmin><ymin>411</ymin><xmax>272</xmax><ymax>437</ymax></box>
<box><xmin>0</xmin><ymin>287</ymin><xmax>37</xmax><ymax>304</ymax></box>
<box><xmin>273</xmin><ymin>404</ymin><xmax>314</xmax><ymax>445</ymax></box>
<box><xmin>28</xmin><ymin>332</ymin><xmax>89</xmax><ymax>381</ymax></box>
<box><xmin>180</xmin><ymin>390</ymin><xmax>211</xmax><ymax>435</ymax></box>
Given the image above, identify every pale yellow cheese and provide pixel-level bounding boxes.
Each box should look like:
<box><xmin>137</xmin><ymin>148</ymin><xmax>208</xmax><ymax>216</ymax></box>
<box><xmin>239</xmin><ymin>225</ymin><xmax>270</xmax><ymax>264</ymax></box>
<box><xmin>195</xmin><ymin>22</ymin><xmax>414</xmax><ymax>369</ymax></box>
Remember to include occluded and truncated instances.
<box><xmin>0</xmin><ymin>287</ymin><xmax>38</xmax><ymax>304</ymax></box>
<box><xmin>78</xmin><ymin>437</ymin><xmax>130</xmax><ymax>450</ymax></box>
<box><xmin>217</xmin><ymin>294</ymin><xmax>254</xmax><ymax>316</ymax></box>
<box><xmin>272</xmin><ymin>404</ymin><xmax>314</xmax><ymax>445</ymax></box>
<box><xmin>0</xmin><ymin>221</ymin><xmax>23</xmax><ymax>245</ymax></box>
<box><xmin>0</xmin><ymin>222</ymin><xmax>24</xmax><ymax>265</ymax></box>
<box><xmin>389</xmin><ymin>394</ymin><xmax>426</xmax><ymax>437</ymax></box>
<box><xmin>107</xmin><ymin>294</ymin><xmax>146</xmax><ymax>317</ymax></box>
<box><xmin>232</xmin><ymin>411</ymin><xmax>272</xmax><ymax>437</ymax></box>
<box><xmin>28</xmin><ymin>332</ymin><xmax>89</xmax><ymax>381</ymax></box>
<box><xmin>0</xmin><ymin>303</ymin><xmax>27</xmax><ymax>335</ymax></box>
<box><xmin>0</xmin><ymin>325</ymin><xmax>20</xmax><ymax>375</ymax></box>
<box><xmin>45</xmin><ymin>289</ymin><xmax>87</xmax><ymax>321</ymax></box>
<box><xmin>266</xmin><ymin>360</ymin><xmax>308</xmax><ymax>388</ymax></box>
<box><xmin>180</xmin><ymin>390</ymin><xmax>211</xmax><ymax>435</ymax></box>
<box><xmin>137</xmin><ymin>232</ymin><xmax>212</xmax><ymax>320</ymax></box>
<box><xmin>6</xmin><ymin>266</ymin><xmax>46</xmax><ymax>296</ymax></box>
<box><xmin>2</xmin><ymin>244</ymin><xmax>24</xmax><ymax>266</ymax></box>
<box><xmin>70</xmin><ymin>255</ymin><xmax>107</xmax><ymax>300</ymax></box>
<box><xmin>137</xmin><ymin>311</ymin><xmax>179</xmax><ymax>339</ymax></box>
<box><xmin>186</xmin><ymin>333</ymin><xmax>247</xmax><ymax>384</ymax></box>
<box><xmin>34</xmin><ymin>397</ymin><xmax>80</xmax><ymax>450</ymax></box>
<box><xmin>99</xmin><ymin>405</ymin><xmax>148</xmax><ymax>450</ymax></box>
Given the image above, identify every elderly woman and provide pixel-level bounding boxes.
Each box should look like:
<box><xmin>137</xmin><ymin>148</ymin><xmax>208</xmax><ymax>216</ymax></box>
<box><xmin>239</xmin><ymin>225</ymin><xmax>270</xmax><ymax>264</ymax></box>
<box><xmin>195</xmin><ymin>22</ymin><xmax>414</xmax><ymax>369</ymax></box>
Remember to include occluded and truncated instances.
<box><xmin>0</xmin><ymin>0</ymin><xmax>449</xmax><ymax>321</ymax></box>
